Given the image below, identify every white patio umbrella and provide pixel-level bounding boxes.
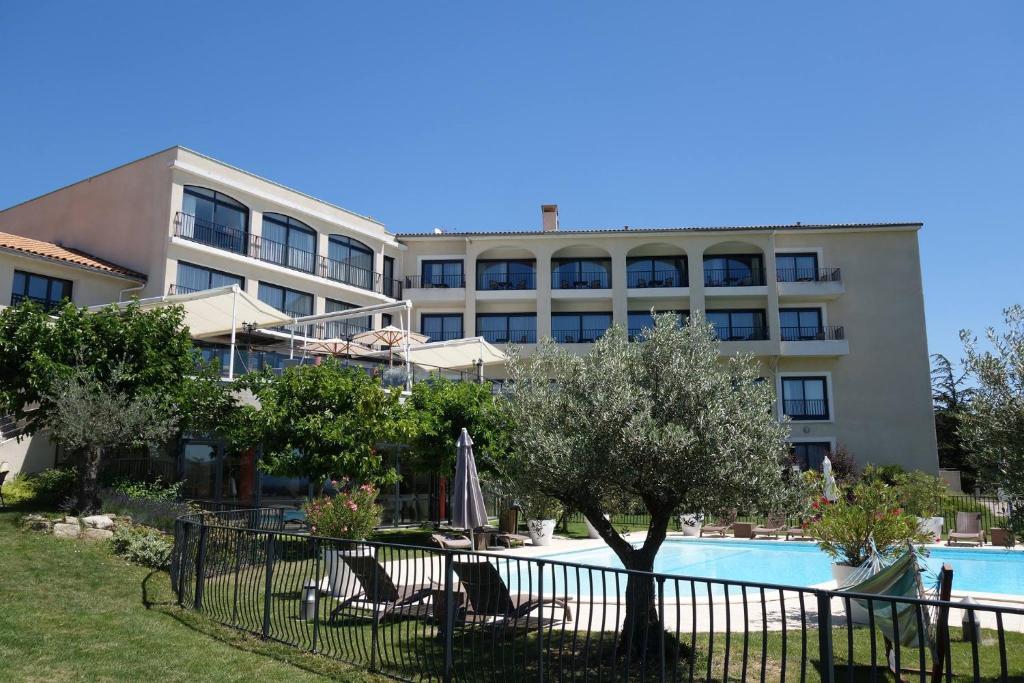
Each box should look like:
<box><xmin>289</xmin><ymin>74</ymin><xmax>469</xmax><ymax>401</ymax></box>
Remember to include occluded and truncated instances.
<box><xmin>352</xmin><ymin>325</ymin><xmax>429</xmax><ymax>366</ymax></box>
<box><xmin>822</xmin><ymin>455</ymin><xmax>839</xmax><ymax>503</ymax></box>
<box><xmin>451</xmin><ymin>428</ymin><xmax>489</xmax><ymax>549</ymax></box>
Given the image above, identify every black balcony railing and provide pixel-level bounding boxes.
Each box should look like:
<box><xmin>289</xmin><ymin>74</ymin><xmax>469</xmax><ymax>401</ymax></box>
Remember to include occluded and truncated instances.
<box><xmin>784</xmin><ymin>398</ymin><xmax>829</xmax><ymax>420</ymax></box>
<box><xmin>776</xmin><ymin>266</ymin><xmax>842</xmax><ymax>283</ymax></box>
<box><xmin>627</xmin><ymin>269</ymin><xmax>687</xmax><ymax>288</ymax></box>
<box><xmin>477</xmin><ymin>272</ymin><xmax>536</xmax><ymax>290</ymax></box>
<box><xmin>704</xmin><ymin>268</ymin><xmax>766</xmax><ymax>287</ymax></box>
<box><xmin>404</xmin><ymin>274</ymin><xmax>466</xmax><ymax>289</ymax></box>
<box><xmin>780</xmin><ymin>325</ymin><xmax>845</xmax><ymax>341</ymax></box>
<box><xmin>480</xmin><ymin>329</ymin><xmax>537</xmax><ymax>344</ymax></box>
<box><xmin>167</xmin><ymin>284</ymin><xmax>201</xmax><ymax>296</ymax></box>
<box><xmin>174</xmin><ymin>212</ymin><xmax>247</xmax><ymax>254</ymax></box>
<box><xmin>9</xmin><ymin>293</ymin><xmax>65</xmax><ymax>311</ymax></box>
<box><xmin>422</xmin><ymin>329</ymin><xmax>464</xmax><ymax>342</ymax></box>
<box><xmin>553</xmin><ymin>271</ymin><xmax>611</xmax><ymax>289</ymax></box>
<box><xmin>552</xmin><ymin>327</ymin><xmax>609</xmax><ymax>343</ymax></box>
<box><xmin>713</xmin><ymin>325</ymin><xmax>770</xmax><ymax>341</ymax></box>
<box><xmin>251</xmin><ymin>234</ymin><xmax>317</xmax><ymax>275</ymax></box>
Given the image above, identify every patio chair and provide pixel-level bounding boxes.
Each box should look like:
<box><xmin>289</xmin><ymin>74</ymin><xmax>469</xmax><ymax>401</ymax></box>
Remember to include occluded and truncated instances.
<box><xmin>785</xmin><ymin>524</ymin><xmax>814</xmax><ymax>541</ymax></box>
<box><xmin>430</xmin><ymin>533</ymin><xmax>473</xmax><ymax>550</ymax></box>
<box><xmin>751</xmin><ymin>514</ymin><xmax>787</xmax><ymax>539</ymax></box>
<box><xmin>452</xmin><ymin>559</ymin><xmax>573</xmax><ymax>629</ymax></box>
<box><xmin>329</xmin><ymin>554</ymin><xmax>434</xmax><ymax>623</ymax></box>
<box><xmin>0</xmin><ymin>470</ymin><xmax>7</xmax><ymax>508</ymax></box>
<box><xmin>947</xmin><ymin>511</ymin><xmax>985</xmax><ymax>546</ymax></box>
<box><xmin>700</xmin><ymin>509</ymin><xmax>737</xmax><ymax>537</ymax></box>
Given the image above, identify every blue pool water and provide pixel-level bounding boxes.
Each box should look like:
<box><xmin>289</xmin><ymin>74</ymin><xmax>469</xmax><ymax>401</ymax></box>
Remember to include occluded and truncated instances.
<box><xmin>537</xmin><ymin>539</ymin><xmax>1024</xmax><ymax>596</ymax></box>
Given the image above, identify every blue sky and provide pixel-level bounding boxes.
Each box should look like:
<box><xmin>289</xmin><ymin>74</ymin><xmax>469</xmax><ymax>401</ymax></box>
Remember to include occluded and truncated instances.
<box><xmin>1</xmin><ymin>2</ymin><xmax>1021</xmax><ymax>361</ymax></box>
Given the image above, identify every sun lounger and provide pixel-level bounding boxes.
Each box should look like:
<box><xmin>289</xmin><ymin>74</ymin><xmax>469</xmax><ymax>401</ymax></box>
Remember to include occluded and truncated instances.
<box><xmin>430</xmin><ymin>533</ymin><xmax>473</xmax><ymax>550</ymax></box>
<box><xmin>752</xmin><ymin>514</ymin><xmax>787</xmax><ymax>538</ymax></box>
<box><xmin>329</xmin><ymin>554</ymin><xmax>433</xmax><ymax>623</ymax></box>
<box><xmin>700</xmin><ymin>509</ymin><xmax>737</xmax><ymax>537</ymax></box>
<box><xmin>452</xmin><ymin>559</ymin><xmax>573</xmax><ymax>629</ymax></box>
<box><xmin>947</xmin><ymin>511</ymin><xmax>985</xmax><ymax>546</ymax></box>
<box><xmin>786</xmin><ymin>526</ymin><xmax>813</xmax><ymax>541</ymax></box>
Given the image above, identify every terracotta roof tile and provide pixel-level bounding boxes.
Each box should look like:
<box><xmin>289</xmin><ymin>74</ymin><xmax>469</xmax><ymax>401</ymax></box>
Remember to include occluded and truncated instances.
<box><xmin>0</xmin><ymin>231</ymin><xmax>146</xmax><ymax>280</ymax></box>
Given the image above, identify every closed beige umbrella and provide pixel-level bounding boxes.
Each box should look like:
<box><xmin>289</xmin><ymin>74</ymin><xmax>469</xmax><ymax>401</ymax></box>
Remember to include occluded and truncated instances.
<box><xmin>352</xmin><ymin>325</ymin><xmax>429</xmax><ymax>366</ymax></box>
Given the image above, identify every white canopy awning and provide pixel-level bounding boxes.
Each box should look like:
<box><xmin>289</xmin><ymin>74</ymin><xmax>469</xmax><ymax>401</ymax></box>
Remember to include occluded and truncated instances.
<box><xmin>88</xmin><ymin>285</ymin><xmax>293</xmax><ymax>340</ymax></box>
<box><xmin>366</xmin><ymin>336</ymin><xmax>507</xmax><ymax>371</ymax></box>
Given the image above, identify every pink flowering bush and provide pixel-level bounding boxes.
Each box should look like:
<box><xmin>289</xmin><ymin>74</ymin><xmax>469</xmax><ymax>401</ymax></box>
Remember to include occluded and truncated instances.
<box><xmin>303</xmin><ymin>480</ymin><xmax>383</xmax><ymax>540</ymax></box>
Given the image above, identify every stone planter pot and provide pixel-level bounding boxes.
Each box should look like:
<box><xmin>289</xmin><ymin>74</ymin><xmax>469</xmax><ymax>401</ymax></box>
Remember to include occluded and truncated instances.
<box><xmin>678</xmin><ymin>513</ymin><xmax>704</xmax><ymax>537</ymax></box>
<box><xmin>917</xmin><ymin>515</ymin><xmax>944</xmax><ymax>542</ymax></box>
<box><xmin>527</xmin><ymin>519</ymin><xmax>556</xmax><ymax>546</ymax></box>
<box><xmin>322</xmin><ymin>544</ymin><xmax>373</xmax><ymax>598</ymax></box>
<box><xmin>830</xmin><ymin>563</ymin><xmax>871</xmax><ymax>624</ymax></box>
<box><xmin>583</xmin><ymin>514</ymin><xmax>611</xmax><ymax>539</ymax></box>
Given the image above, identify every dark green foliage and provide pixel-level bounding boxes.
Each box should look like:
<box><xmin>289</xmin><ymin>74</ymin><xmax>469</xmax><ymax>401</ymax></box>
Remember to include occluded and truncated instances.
<box><xmin>0</xmin><ymin>467</ymin><xmax>77</xmax><ymax>507</ymax></box>
<box><xmin>110</xmin><ymin>523</ymin><xmax>174</xmax><ymax>568</ymax></box>
<box><xmin>930</xmin><ymin>353</ymin><xmax>976</xmax><ymax>489</ymax></box>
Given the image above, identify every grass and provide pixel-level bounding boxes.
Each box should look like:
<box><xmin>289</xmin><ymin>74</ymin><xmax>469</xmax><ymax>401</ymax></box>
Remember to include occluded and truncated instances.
<box><xmin>0</xmin><ymin>508</ymin><xmax>386</xmax><ymax>682</ymax></box>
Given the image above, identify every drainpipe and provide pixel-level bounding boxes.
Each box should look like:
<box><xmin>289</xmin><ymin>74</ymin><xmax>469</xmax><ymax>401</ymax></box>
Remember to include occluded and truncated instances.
<box><xmin>118</xmin><ymin>280</ymin><xmax>146</xmax><ymax>302</ymax></box>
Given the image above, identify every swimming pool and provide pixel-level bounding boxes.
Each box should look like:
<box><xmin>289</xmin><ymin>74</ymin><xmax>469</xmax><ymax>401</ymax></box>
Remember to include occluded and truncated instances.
<box><xmin>537</xmin><ymin>539</ymin><xmax>1024</xmax><ymax>597</ymax></box>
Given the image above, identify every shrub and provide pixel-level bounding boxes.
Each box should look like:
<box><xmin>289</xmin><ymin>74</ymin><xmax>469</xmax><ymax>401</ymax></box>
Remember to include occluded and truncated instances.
<box><xmin>98</xmin><ymin>487</ymin><xmax>192</xmax><ymax>532</ymax></box>
<box><xmin>111</xmin><ymin>524</ymin><xmax>173</xmax><ymax>569</ymax></box>
<box><xmin>1</xmin><ymin>467</ymin><xmax>77</xmax><ymax>507</ymax></box>
<box><xmin>108</xmin><ymin>477</ymin><xmax>183</xmax><ymax>502</ymax></box>
<box><xmin>303</xmin><ymin>482</ymin><xmax>382</xmax><ymax>539</ymax></box>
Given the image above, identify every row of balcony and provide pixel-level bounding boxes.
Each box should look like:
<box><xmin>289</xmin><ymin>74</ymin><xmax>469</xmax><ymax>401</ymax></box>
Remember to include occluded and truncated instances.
<box><xmin>174</xmin><ymin>213</ymin><xmax>402</xmax><ymax>298</ymax></box>
<box><xmin>405</xmin><ymin>265</ymin><xmax>841</xmax><ymax>290</ymax></box>
<box><xmin>474</xmin><ymin>324</ymin><xmax>845</xmax><ymax>346</ymax></box>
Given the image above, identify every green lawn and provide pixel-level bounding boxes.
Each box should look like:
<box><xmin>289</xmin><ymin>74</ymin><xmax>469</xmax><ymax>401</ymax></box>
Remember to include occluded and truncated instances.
<box><xmin>0</xmin><ymin>509</ymin><xmax>385</xmax><ymax>682</ymax></box>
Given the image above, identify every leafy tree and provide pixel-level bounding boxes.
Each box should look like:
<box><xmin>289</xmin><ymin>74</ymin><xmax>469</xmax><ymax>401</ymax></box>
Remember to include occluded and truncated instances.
<box><xmin>233</xmin><ymin>360</ymin><xmax>408</xmax><ymax>491</ymax></box>
<box><xmin>930</xmin><ymin>353</ymin><xmax>975</xmax><ymax>488</ymax></box>
<box><xmin>494</xmin><ymin>313</ymin><xmax>791</xmax><ymax>658</ymax></box>
<box><xmin>0</xmin><ymin>300</ymin><xmax>209</xmax><ymax>513</ymax></box>
<box><xmin>406</xmin><ymin>376</ymin><xmax>505</xmax><ymax>475</ymax></box>
<box><xmin>960</xmin><ymin>305</ymin><xmax>1024</xmax><ymax>531</ymax></box>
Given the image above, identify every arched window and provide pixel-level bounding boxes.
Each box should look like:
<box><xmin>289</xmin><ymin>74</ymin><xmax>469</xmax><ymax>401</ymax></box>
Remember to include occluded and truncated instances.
<box><xmin>180</xmin><ymin>186</ymin><xmax>249</xmax><ymax>254</ymax></box>
<box><xmin>261</xmin><ymin>213</ymin><xmax>317</xmax><ymax>274</ymax></box>
<box><xmin>326</xmin><ymin>234</ymin><xmax>375</xmax><ymax>290</ymax></box>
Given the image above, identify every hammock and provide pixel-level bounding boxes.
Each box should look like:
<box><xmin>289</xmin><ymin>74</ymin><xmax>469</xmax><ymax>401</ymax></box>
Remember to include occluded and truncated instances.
<box><xmin>839</xmin><ymin>548</ymin><xmax>928</xmax><ymax>646</ymax></box>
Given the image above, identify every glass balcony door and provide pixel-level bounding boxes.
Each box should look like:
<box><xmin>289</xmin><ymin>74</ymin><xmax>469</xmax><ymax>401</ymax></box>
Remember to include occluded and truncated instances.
<box><xmin>780</xmin><ymin>308</ymin><xmax>824</xmax><ymax>340</ymax></box>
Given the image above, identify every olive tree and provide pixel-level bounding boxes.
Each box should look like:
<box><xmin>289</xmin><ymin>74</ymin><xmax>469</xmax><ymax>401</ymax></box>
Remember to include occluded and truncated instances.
<box><xmin>960</xmin><ymin>305</ymin><xmax>1024</xmax><ymax>531</ymax></box>
<box><xmin>495</xmin><ymin>313</ymin><xmax>791</xmax><ymax>657</ymax></box>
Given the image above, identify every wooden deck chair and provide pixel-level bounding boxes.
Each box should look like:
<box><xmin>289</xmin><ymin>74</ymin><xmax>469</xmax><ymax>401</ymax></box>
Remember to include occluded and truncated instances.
<box><xmin>329</xmin><ymin>554</ymin><xmax>434</xmax><ymax>623</ymax></box>
<box><xmin>947</xmin><ymin>511</ymin><xmax>985</xmax><ymax>546</ymax></box>
<box><xmin>700</xmin><ymin>509</ymin><xmax>737</xmax><ymax>537</ymax></box>
<box><xmin>451</xmin><ymin>560</ymin><xmax>573</xmax><ymax>630</ymax></box>
<box><xmin>752</xmin><ymin>514</ymin><xmax>787</xmax><ymax>538</ymax></box>
<box><xmin>430</xmin><ymin>533</ymin><xmax>473</xmax><ymax>550</ymax></box>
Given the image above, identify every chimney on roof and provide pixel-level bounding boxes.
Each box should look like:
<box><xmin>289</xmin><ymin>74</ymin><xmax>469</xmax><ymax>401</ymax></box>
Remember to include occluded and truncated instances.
<box><xmin>541</xmin><ymin>204</ymin><xmax>559</xmax><ymax>232</ymax></box>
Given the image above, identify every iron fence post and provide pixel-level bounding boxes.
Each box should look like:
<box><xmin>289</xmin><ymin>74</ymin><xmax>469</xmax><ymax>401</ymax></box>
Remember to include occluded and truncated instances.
<box><xmin>311</xmin><ymin>537</ymin><xmax>321</xmax><ymax>654</ymax></box>
<box><xmin>193</xmin><ymin>520</ymin><xmax>209</xmax><ymax>610</ymax></box>
<box><xmin>177</xmin><ymin>521</ymin><xmax>191</xmax><ymax>606</ymax></box>
<box><xmin>537</xmin><ymin>561</ymin><xmax>546</xmax><ymax>682</ymax></box>
<box><xmin>370</xmin><ymin>545</ymin><xmax>380</xmax><ymax>673</ymax></box>
<box><xmin>262</xmin><ymin>532</ymin><xmax>276</xmax><ymax>640</ymax></box>
<box><xmin>230</xmin><ymin>527</ymin><xmax>243</xmax><ymax>626</ymax></box>
<box><xmin>443</xmin><ymin>552</ymin><xmax>455</xmax><ymax>683</ymax></box>
<box><xmin>816</xmin><ymin>590</ymin><xmax>834</xmax><ymax>683</ymax></box>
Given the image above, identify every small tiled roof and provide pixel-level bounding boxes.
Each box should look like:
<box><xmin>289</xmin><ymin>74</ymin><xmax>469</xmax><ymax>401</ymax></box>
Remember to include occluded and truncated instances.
<box><xmin>0</xmin><ymin>231</ymin><xmax>146</xmax><ymax>280</ymax></box>
<box><xmin>395</xmin><ymin>221</ymin><xmax>922</xmax><ymax>238</ymax></box>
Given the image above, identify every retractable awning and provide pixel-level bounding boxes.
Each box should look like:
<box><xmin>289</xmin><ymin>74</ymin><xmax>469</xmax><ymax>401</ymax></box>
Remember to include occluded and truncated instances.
<box><xmin>366</xmin><ymin>336</ymin><xmax>507</xmax><ymax>371</ymax></box>
<box><xmin>89</xmin><ymin>285</ymin><xmax>292</xmax><ymax>339</ymax></box>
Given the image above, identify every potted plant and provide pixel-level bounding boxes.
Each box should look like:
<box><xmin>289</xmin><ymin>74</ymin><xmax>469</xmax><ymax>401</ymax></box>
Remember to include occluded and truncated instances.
<box><xmin>677</xmin><ymin>512</ymin><xmax>704</xmax><ymax>537</ymax></box>
<box><xmin>304</xmin><ymin>480</ymin><xmax>383</xmax><ymax>597</ymax></box>
<box><xmin>520</xmin><ymin>494</ymin><xmax>563</xmax><ymax>546</ymax></box>
<box><xmin>806</xmin><ymin>479</ymin><xmax>931</xmax><ymax>622</ymax></box>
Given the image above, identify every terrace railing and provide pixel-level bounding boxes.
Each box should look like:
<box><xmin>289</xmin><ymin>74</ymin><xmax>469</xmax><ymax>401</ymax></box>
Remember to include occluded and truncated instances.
<box><xmin>780</xmin><ymin>325</ymin><xmax>846</xmax><ymax>342</ymax></box>
<box><xmin>405</xmin><ymin>274</ymin><xmax>467</xmax><ymax>289</ymax></box>
<box><xmin>776</xmin><ymin>267</ymin><xmax>842</xmax><ymax>283</ymax></box>
<box><xmin>172</xmin><ymin>507</ymin><xmax>1024</xmax><ymax>682</ymax></box>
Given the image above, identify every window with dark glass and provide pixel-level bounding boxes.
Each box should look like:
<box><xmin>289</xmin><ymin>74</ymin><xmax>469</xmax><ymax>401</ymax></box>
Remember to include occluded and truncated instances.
<box><xmin>324</xmin><ymin>298</ymin><xmax>370</xmax><ymax>338</ymax></box>
<box><xmin>776</xmin><ymin>253</ymin><xmax>820</xmax><ymax>282</ymax></box>
<box><xmin>626</xmin><ymin>256</ymin><xmax>687</xmax><ymax>288</ymax></box>
<box><xmin>180</xmin><ymin>186</ymin><xmax>249</xmax><ymax>254</ymax></box>
<box><xmin>627</xmin><ymin>310</ymin><xmax>688</xmax><ymax>340</ymax></box>
<box><xmin>476</xmin><ymin>314</ymin><xmax>536</xmax><ymax>344</ymax></box>
<box><xmin>420</xmin><ymin>260</ymin><xmax>464</xmax><ymax>288</ymax></box>
<box><xmin>326</xmin><ymin>235</ymin><xmax>375</xmax><ymax>290</ymax></box>
<box><xmin>257</xmin><ymin>283</ymin><xmax>313</xmax><ymax>318</ymax></box>
<box><xmin>476</xmin><ymin>260</ymin><xmax>536</xmax><ymax>290</ymax></box>
<box><xmin>383</xmin><ymin>256</ymin><xmax>396</xmax><ymax>297</ymax></box>
<box><xmin>706</xmin><ymin>310</ymin><xmax>768</xmax><ymax>341</ymax></box>
<box><xmin>382</xmin><ymin>313</ymin><xmax>392</xmax><ymax>327</ymax></box>
<box><xmin>780</xmin><ymin>308</ymin><xmax>823</xmax><ymax>341</ymax></box>
<box><xmin>552</xmin><ymin>259</ymin><xmax>611</xmax><ymax>289</ymax></box>
<box><xmin>11</xmin><ymin>270</ymin><xmax>72</xmax><ymax>309</ymax></box>
<box><xmin>790</xmin><ymin>442</ymin><xmax>832</xmax><ymax>471</ymax></box>
<box><xmin>551</xmin><ymin>313</ymin><xmax>611</xmax><ymax>343</ymax></box>
<box><xmin>175</xmin><ymin>262</ymin><xmax>244</xmax><ymax>295</ymax></box>
<box><xmin>782</xmin><ymin>377</ymin><xmax>829</xmax><ymax>420</ymax></box>
<box><xmin>260</xmin><ymin>213</ymin><xmax>316</xmax><ymax>273</ymax></box>
<box><xmin>703</xmin><ymin>254</ymin><xmax>765</xmax><ymax>286</ymax></box>
<box><xmin>421</xmin><ymin>314</ymin><xmax>463</xmax><ymax>341</ymax></box>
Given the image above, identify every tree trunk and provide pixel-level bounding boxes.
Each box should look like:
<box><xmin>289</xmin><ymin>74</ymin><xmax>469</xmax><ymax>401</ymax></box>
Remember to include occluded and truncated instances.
<box><xmin>74</xmin><ymin>445</ymin><xmax>103</xmax><ymax>514</ymax></box>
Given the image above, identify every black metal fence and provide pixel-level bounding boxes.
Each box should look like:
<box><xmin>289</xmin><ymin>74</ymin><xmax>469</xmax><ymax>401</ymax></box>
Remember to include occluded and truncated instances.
<box><xmin>172</xmin><ymin>508</ymin><xmax>1024</xmax><ymax>682</ymax></box>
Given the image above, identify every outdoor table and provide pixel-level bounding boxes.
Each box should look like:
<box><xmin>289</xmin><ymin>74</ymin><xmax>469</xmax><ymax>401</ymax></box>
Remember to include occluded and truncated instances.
<box><xmin>732</xmin><ymin>522</ymin><xmax>754</xmax><ymax>539</ymax></box>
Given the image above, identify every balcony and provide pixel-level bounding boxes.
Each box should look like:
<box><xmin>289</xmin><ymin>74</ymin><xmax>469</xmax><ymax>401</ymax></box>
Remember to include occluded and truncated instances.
<box><xmin>553</xmin><ymin>271</ymin><xmax>610</xmax><ymax>290</ymax></box>
<box><xmin>779</xmin><ymin>325</ymin><xmax>848</xmax><ymax>357</ymax></box>
<box><xmin>477</xmin><ymin>272</ymin><xmax>536</xmax><ymax>291</ymax></box>
<box><xmin>626</xmin><ymin>269</ymin><xmax>687</xmax><ymax>289</ymax></box>
<box><xmin>167</xmin><ymin>283</ymin><xmax>200</xmax><ymax>295</ymax></box>
<box><xmin>9</xmin><ymin>293</ymin><xmax>64</xmax><ymax>311</ymax></box>
<box><xmin>704</xmin><ymin>268</ymin><xmax>767</xmax><ymax>288</ymax></box>
<box><xmin>174</xmin><ymin>212</ymin><xmax>402</xmax><ymax>298</ymax></box>
<box><xmin>405</xmin><ymin>274</ymin><xmax>466</xmax><ymax>289</ymax></box>
<box><xmin>783</xmin><ymin>398</ymin><xmax>829</xmax><ymax>421</ymax></box>
<box><xmin>712</xmin><ymin>325</ymin><xmax>769</xmax><ymax>342</ymax></box>
<box><xmin>479</xmin><ymin>329</ymin><xmax>537</xmax><ymax>344</ymax></box>
<box><xmin>775</xmin><ymin>266</ymin><xmax>844</xmax><ymax>300</ymax></box>
<box><xmin>552</xmin><ymin>327</ymin><xmax>608</xmax><ymax>344</ymax></box>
